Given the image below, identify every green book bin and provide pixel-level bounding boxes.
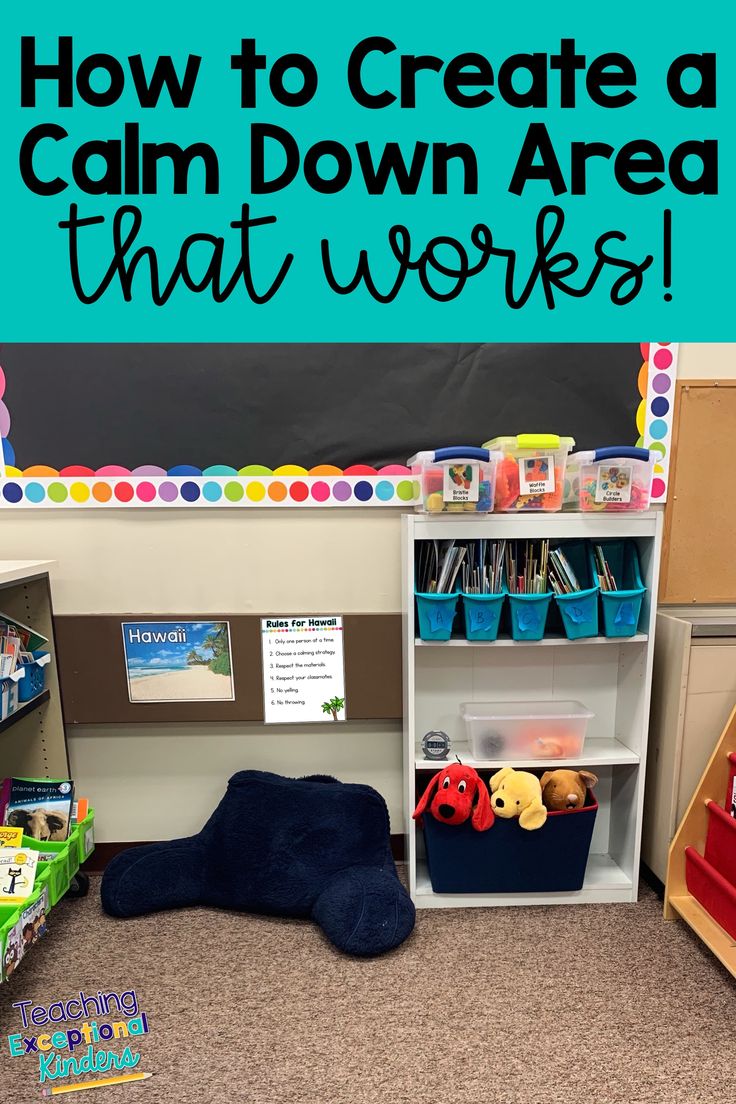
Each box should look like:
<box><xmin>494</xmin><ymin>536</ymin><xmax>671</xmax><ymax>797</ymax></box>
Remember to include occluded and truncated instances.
<box><xmin>74</xmin><ymin>809</ymin><xmax>96</xmax><ymax>865</ymax></box>
<box><xmin>21</xmin><ymin>838</ymin><xmax>72</xmax><ymax>907</ymax></box>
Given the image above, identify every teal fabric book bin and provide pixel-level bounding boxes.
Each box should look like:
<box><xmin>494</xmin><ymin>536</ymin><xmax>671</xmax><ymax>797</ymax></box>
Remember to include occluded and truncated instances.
<box><xmin>553</xmin><ymin>540</ymin><xmax>599</xmax><ymax>640</ymax></box>
<box><xmin>592</xmin><ymin>540</ymin><xmax>646</xmax><ymax>638</ymax></box>
<box><xmin>415</xmin><ymin>592</ymin><xmax>460</xmax><ymax>641</ymax></box>
<box><xmin>462</xmin><ymin>590</ymin><xmax>505</xmax><ymax>641</ymax></box>
<box><xmin>507</xmin><ymin>592</ymin><xmax>553</xmax><ymax>641</ymax></box>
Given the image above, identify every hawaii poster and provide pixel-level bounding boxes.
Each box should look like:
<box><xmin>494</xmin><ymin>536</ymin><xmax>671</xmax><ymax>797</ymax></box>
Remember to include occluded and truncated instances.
<box><xmin>121</xmin><ymin>621</ymin><xmax>234</xmax><ymax>703</ymax></box>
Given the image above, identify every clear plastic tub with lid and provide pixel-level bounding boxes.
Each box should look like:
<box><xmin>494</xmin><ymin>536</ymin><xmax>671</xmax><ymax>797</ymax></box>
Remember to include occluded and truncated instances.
<box><xmin>482</xmin><ymin>434</ymin><xmax>575</xmax><ymax>512</ymax></box>
<box><xmin>564</xmin><ymin>447</ymin><xmax>654</xmax><ymax>512</ymax></box>
<box><xmin>407</xmin><ymin>447</ymin><xmax>502</xmax><ymax>514</ymax></box>
<box><xmin>460</xmin><ymin>699</ymin><xmax>594</xmax><ymax>761</ymax></box>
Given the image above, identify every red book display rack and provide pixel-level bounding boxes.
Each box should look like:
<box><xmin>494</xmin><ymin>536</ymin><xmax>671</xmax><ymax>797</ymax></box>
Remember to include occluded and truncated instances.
<box><xmin>666</xmin><ymin>706</ymin><xmax>736</xmax><ymax>979</ymax></box>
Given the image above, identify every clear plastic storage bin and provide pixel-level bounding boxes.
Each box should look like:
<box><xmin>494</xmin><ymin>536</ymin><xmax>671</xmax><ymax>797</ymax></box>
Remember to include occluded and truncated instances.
<box><xmin>407</xmin><ymin>447</ymin><xmax>502</xmax><ymax>514</ymax></box>
<box><xmin>564</xmin><ymin>447</ymin><xmax>654</xmax><ymax>512</ymax></box>
<box><xmin>482</xmin><ymin>434</ymin><xmax>575</xmax><ymax>512</ymax></box>
<box><xmin>460</xmin><ymin>699</ymin><xmax>594</xmax><ymax>760</ymax></box>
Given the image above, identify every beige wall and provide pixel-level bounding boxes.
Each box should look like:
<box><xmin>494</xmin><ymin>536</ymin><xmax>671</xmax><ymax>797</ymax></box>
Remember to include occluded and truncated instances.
<box><xmin>678</xmin><ymin>343</ymin><xmax>735</xmax><ymax>379</ymax></box>
<box><xmin>0</xmin><ymin>511</ymin><xmax>405</xmax><ymax>840</ymax></box>
<box><xmin>1</xmin><ymin>342</ymin><xmax>733</xmax><ymax>842</ymax></box>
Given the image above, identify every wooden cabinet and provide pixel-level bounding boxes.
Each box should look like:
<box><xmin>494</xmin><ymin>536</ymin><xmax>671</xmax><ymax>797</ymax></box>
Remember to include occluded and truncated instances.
<box><xmin>642</xmin><ymin>610</ymin><xmax>736</xmax><ymax>882</ymax></box>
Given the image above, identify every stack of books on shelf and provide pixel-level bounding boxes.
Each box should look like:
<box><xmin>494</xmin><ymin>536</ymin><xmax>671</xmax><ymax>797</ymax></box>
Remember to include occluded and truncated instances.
<box><xmin>0</xmin><ymin>612</ymin><xmax>49</xmax><ymax>719</ymax></box>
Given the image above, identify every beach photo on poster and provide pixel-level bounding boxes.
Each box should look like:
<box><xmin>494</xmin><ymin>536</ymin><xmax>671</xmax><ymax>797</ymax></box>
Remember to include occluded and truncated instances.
<box><xmin>121</xmin><ymin>621</ymin><xmax>234</xmax><ymax>703</ymax></box>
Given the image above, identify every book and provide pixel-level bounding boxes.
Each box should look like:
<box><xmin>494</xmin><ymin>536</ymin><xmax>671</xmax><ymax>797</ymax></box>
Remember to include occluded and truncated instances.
<box><xmin>549</xmin><ymin>548</ymin><xmax>582</xmax><ymax>595</ymax></box>
<box><xmin>19</xmin><ymin>885</ymin><xmax>49</xmax><ymax>946</ymax></box>
<box><xmin>2</xmin><ymin>884</ymin><xmax>49</xmax><ymax>980</ymax></box>
<box><xmin>0</xmin><ymin>848</ymin><xmax>37</xmax><ymax>902</ymax></box>
<box><xmin>1</xmin><ymin>777</ymin><xmax>74</xmax><ymax>842</ymax></box>
<box><xmin>0</xmin><ymin>611</ymin><xmax>49</xmax><ymax>654</ymax></box>
<box><xmin>72</xmin><ymin>797</ymin><xmax>89</xmax><ymax>825</ymax></box>
<box><xmin>505</xmin><ymin>539</ymin><xmax>550</xmax><ymax>595</ymax></box>
<box><xmin>0</xmin><ymin>628</ymin><xmax>22</xmax><ymax>676</ymax></box>
<box><xmin>0</xmin><ymin>826</ymin><xmax>23</xmax><ymax>847</ymax></box>
<box><xmin>2</xmin><ymin>914</ymin><xmax>24</xmax><ymax>980</ymax></box>
<box><xmin>1</xmin><ymin>676</ymin><xmax>20</xmax><ymax>721</ymax></box>
<box><xmin>417</xmin><ymin>539</ymin><xmax>508</xmax><ymax>597</ymax></box>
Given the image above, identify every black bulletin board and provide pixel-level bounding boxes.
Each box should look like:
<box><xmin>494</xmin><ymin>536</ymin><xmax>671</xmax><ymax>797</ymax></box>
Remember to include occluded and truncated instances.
<box><xmin>1</xmin><ymin>343</ymin><xmax>642</xmax><ymax>471</ymax></box>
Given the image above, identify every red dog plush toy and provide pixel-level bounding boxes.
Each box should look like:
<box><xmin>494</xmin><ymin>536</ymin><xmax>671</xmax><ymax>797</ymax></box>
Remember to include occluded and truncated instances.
<box><xmin>412</xmin><ymin>763</ymin><xmax>494</xmax><ymax>831</ymax></box>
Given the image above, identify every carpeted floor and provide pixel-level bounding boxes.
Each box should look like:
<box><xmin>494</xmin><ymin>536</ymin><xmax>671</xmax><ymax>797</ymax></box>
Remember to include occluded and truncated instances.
<box><xmin>1</xmin><ymin>877</ymin><xmax>734</xmax><ymax>1104</ymax></box>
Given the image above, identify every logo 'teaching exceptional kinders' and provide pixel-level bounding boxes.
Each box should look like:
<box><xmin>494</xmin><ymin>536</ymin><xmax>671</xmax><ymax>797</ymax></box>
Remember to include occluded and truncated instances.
<box><xmin>7</xmin><ymin>988</ymin><xmax>151</xmax><ymax>1089</ymax></box>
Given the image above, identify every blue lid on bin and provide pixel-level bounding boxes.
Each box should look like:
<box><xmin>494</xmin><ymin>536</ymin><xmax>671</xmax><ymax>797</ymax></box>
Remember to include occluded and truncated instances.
<box><xmin>570</xmin><ymin>446</ymin><xmax>651</xmax><ymax>462</ymax></box>
<box><xmin>407</xmin><ymin>446</ymin><xmax>493</xmax><ymax>464</ymax></box>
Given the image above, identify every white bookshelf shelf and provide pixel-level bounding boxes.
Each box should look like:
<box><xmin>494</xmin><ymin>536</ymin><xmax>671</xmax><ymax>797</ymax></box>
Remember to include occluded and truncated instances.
<box><xmin>410</xmin><ymin>511</ymin><xmax>660</xmax><ymax>540</ymax></box>
<box><xmin>0</xmin><ymin>690</ymin><xmax>51</xmax><ymax>736</ymax></box>
<box><xmin>414</xmin><ymin>853</ymin><xmax>633</xmax><ymax>908</ymax></box>
<box><xmin>402</xmin><ymin>511</ymin><xmax>664</xmax><ymax>909</ymax></box>
<box><xmin>414</xmin><ymin>736</ymin><xmax>640</xmax><ymax>771</ymax></box>
<box><xmin>415</xmin><ymin>633</ymin><xmax>648</xmax><ymax>648</ymax></box>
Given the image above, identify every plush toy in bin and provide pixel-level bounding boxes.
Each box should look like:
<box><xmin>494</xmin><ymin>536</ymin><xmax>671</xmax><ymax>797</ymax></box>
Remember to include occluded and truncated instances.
<box><xmin>540</xmin><ymin>769</ymin><xmax>598</xmax><ymax>811</ymax></box>
<box><xmin>489</xmin><ymin>767</ymin><xmax>547</xmax><ymax>830</ymax></box>
<box><xmin>413</xmin><ymin>763</ymin><xmax>494</xmax><ymax>831</ymax></box>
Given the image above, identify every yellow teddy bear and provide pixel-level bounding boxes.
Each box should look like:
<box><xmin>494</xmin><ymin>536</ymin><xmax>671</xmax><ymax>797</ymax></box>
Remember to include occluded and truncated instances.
<box><xmin>489</xmin><ymin>767</ymin><xmax>548</xmax><ymax>831</ymax></box>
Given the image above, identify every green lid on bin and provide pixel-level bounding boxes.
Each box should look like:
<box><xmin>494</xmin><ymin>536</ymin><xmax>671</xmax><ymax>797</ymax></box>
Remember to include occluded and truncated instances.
<box><xmin>482</xmin><ymin>434</ymin><xmax>575</xmax><ymax>451</ymax></box>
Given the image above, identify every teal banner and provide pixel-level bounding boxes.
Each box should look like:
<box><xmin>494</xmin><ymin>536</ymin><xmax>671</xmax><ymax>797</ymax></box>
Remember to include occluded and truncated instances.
<box><xmin>1</xmin><ymin>0</ymin><xmax>733</xmax><ymax>339</ymax></box>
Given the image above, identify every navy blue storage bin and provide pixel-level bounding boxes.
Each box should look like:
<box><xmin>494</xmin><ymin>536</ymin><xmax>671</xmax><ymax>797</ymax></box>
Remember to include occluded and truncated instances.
<box><xmin>422</xmin><ymin>791</ymin><xmax>598</xmax><ymax>893</ymax></box>
<box><xmin>17</xmin><ymin>650</ymin><xmax>50</xmax><ymax>702</ymax></box>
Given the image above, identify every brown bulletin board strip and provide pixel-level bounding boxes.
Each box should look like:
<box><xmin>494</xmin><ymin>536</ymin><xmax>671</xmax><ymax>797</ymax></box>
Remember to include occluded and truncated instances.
<box><xmin>660</xmin><ymin>380</ymin><xmax>736</xmax><ymax>604</ymax></box>
<box><xmin>343</xmin><ymin>615</ymin><xmax>402</xmax><ymax>720</ymax></box>
<box><xmin>54</xmin><ymin>614</ymin><xmax>402</xmax><ymax>724</ymax></box>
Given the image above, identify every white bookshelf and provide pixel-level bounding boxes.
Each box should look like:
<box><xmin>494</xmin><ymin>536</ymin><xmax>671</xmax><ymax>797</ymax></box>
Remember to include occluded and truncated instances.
<box><xmin>402</xmin><ymin>511</ymin><xmax>664</xmax><ymax>909</ymax></box>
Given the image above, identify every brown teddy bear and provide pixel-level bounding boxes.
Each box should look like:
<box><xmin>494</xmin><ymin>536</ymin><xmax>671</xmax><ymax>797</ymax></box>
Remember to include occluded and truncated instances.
<box><xmin>539</xmin><ymin>769</ymin><xmax>598</xmax><ymax>812</ymax></box>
